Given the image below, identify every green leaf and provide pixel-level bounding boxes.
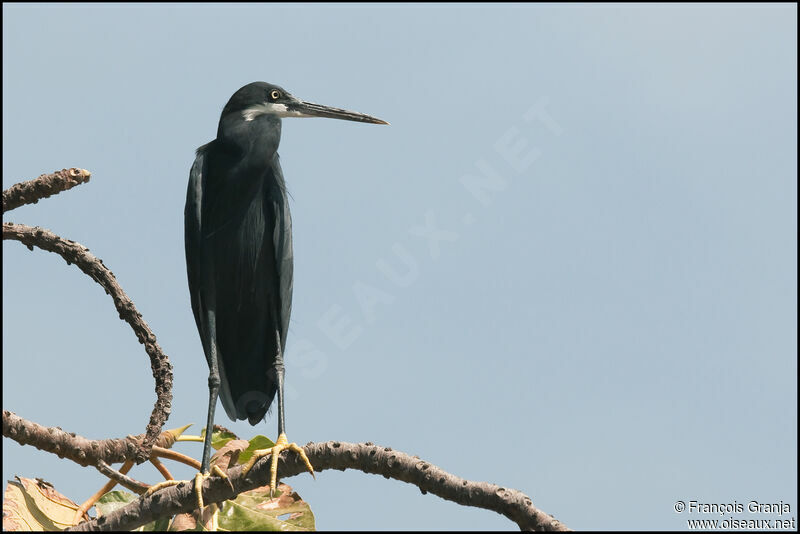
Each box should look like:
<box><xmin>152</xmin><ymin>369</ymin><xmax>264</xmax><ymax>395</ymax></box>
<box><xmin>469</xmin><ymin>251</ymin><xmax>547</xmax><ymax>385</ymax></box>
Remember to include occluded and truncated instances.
<box><xmin>238</xmin><ymin>435</ymin><xmax>277</xmax><ymax>465</ymax></box>
<box><xmin>94</xmin><ymin>490</ymin><xmax>137</xmax><ymax>517</ymax></box>
<box><xmin>96</xmin><ymin>491</ymin><xmax>170</xmax><ymax>531</ymax></box>
<box><xmin>89</xmin><ymin>481</ymin><xmax>313</xmax><ymax>531</ymax></box>
<box><xmin>199</xmin><ymin>428</ymin><xmax>240</xmax><ymax>451</ymax></box>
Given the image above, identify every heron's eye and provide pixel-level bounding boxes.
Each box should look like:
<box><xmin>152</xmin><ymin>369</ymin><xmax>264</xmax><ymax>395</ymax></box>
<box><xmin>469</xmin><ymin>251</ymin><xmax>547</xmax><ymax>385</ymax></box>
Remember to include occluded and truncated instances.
<box><xmin>270</xmin><ymin>90</ymin><xmax>281</xmax><ymax>101</ymax></box>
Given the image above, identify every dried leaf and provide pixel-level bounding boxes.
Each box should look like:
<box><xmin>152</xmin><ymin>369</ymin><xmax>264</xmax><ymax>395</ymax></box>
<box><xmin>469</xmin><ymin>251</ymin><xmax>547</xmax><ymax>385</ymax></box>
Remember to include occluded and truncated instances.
<box><xmin>211</xmin><ymin>439</ymin><xmax>250</xmax><ymax>471</ymax></box>
<box><xmin>167</xmin><ymin>509</ymin><xmax>215</xmax><ymax>532</ymax></box>
<box><xmin>217</xmin><ymin>483</ymin><xmax>315</xmax><ymax>531</ymax></box>
<box><xmin>2</xmin><ymin>477</ymin><xmax>80</xmax><ymax>531</ymax></box>
<box><xmin>168</xmin><ymin>512</ymin><xmax>197</xmax><ymax>531</ymax></box>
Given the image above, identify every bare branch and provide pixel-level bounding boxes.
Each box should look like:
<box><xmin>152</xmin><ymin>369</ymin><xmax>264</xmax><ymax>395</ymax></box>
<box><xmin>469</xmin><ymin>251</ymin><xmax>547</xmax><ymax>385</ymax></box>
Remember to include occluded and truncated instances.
<box><xmin>2</xmin><ymin>170</ymin><xmax>567</xmax><ymax>530</ymax></box>
<box><xmin>3</xmin><ymin>412</ymin><xmax>567</xmax><ymax>529</ymax></box>
<box><xmin>95</xmin><ymin>460</ymin><xmax>149</xmax><ymax>494</ymax></box>
<box><xmin>68</xmin><ymin>441</ymin><xmax>570</xmax><ymax>532</ymax></box>
<box><xmin>2</xmin><ymin>411</ymin><xmax>180</xmax><ymax>467</ymax></box>
<box><xmin>74</xmin><ymin>459</ymin><xmax>135</xmax><ymax>525</ymax></box>
<box><xmin>2</xmin><ymin>168</ymin><xmax>92</xmax><ymax>213</ymax></box>
<box><xmin>2</xmin><ymin>223</ymin><xmax>173</xmax><ymax>462</ymax></box>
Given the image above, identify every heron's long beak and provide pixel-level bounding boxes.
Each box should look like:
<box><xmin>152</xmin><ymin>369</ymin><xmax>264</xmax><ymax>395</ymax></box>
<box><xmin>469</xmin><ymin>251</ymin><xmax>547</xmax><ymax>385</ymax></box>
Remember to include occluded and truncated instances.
<box><xmin>289</xmin><ymin>100</ymin><xmax>389</xmax><ymax>125</ymax></box>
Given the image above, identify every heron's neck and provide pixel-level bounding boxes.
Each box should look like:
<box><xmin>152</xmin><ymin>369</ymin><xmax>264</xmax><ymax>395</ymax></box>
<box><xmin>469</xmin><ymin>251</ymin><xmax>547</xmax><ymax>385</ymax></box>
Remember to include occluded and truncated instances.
<box><xmin>217</xmin><ymin>114</ymin><xmax>282</xmax><ymax>168</ymax></box>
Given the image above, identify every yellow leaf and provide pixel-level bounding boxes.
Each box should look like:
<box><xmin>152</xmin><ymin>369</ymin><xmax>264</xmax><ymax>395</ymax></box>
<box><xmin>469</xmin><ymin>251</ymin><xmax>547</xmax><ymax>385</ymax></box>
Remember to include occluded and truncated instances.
<box><xmin>3</xmin><ymin>477</ymin><xmax>80</xmax><ymax>531</ymax></box>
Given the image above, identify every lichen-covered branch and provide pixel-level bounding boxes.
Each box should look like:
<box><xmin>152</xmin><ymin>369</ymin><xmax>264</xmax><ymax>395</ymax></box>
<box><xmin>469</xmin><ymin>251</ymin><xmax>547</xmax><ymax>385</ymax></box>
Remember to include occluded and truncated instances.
<box><xmin>68</xmin><ymin>441</ymin><xmax>570</xmax><ymax>532</ymax></box>
<box><xmin>2</xmin><ymin>168</ymin><xmax>92</xmax><ymax>213</ymax></box>
<box><xmin>2</xmin><ymin>221</ymin><xmax>173</xmax><ymax>462</ymax></box>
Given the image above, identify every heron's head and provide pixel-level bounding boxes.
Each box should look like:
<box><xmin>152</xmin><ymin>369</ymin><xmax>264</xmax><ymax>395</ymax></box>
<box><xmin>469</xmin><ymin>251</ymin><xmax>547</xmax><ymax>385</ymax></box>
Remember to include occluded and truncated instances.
<box><xmin>221</xmin><ymin>81</ymin><xmax>388</xmax><ymax>125</ymax></box>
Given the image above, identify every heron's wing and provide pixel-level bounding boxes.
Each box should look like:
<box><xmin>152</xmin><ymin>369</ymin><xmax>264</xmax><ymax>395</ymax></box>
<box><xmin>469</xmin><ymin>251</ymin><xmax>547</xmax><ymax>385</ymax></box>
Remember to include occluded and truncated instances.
<box><xmin>189</xmin><ymin>149</ymin><xmax>290</xmax><ymax>424</ymax></box>
<box><xmin>270</xmin><ymin>154</ymin><xmax>293</xmax><ymax>351</ymax></box>
<box><xmin>185</xmin><ymin>144</ymin><xmax>209</xmax><ymax>358</ymax></box>
<box><xmin>185</xmin><ymin>142</ymin><xmax>241</xmax><ymax>420</ymax></box>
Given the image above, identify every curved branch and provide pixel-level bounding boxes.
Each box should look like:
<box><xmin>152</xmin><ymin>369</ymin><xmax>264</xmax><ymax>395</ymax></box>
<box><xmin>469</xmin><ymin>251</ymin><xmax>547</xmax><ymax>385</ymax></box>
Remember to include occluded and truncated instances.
<box><xmin>151</xmin><ymin>446</ymin><xmax>201</xmax><ymax>470</ymax></box>
<box><xmin>2</xmin><ymin>223</ymin><xmax>173</xmax><ymax>462</ymax></box>
<box><xmin>68</xmin><ymin>441</ymin><xmax>570</xmax><ymax>532</ymax></box>
<box><xmin>3</xmin><ymin>171</ymin><xmax>566</xmax><ymax>530</ymax></box>
<box><xmin>2</xmin><ymin>168</ymin><xmax>92</xmax><ymax>213</ymax></box>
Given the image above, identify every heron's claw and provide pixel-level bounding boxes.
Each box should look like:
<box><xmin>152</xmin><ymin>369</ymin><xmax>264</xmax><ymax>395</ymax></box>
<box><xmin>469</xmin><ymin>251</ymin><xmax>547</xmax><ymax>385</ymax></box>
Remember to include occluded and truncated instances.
<box><xmin>194</xmin><ymin>465</ymin><xmax>231</xmax><ymax>509</ymax></box>
<box><xmin>240</xmin><ymin>433</ymin><xmax>315</xmax><ymax>496</ymax></box>
<box><xmin>143</xmin><ymin>464</ymin><xmax>230</xmax><ymax>510</ymax></box>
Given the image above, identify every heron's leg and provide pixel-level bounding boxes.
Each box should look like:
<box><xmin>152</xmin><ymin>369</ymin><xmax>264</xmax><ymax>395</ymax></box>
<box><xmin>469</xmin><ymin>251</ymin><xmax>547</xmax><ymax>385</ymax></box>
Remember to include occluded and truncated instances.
<box><xmin>190</xmin><ymin>310</ymin><xmax>233</xmax><ymax>509</ymax></box>
<box><xmin>143</xmin><ymin>310</ymin><xmax>230</xmax><ymax>513</ymax></box>
<box><xmin>273</xmin><ymin>328</ymin><xmax>287</xmax><ymax>437</ymax></box>
<box><xmin>200</xmin><ymin>310</ymin><xmax>221</xmax><ymax>475</ymax></box>
<box><xmin>241</xmin><ymin>331</ymin><xmax>314</xmax><ymax>496</ymax></box>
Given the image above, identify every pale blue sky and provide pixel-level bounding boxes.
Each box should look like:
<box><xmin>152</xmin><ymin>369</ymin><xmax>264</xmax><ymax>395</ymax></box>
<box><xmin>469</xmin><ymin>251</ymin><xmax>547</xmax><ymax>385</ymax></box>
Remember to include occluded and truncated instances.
<box><xmin>3</xmin><ymin>4</ymin><xmax>797</xmax><ymax>530</ymax></box>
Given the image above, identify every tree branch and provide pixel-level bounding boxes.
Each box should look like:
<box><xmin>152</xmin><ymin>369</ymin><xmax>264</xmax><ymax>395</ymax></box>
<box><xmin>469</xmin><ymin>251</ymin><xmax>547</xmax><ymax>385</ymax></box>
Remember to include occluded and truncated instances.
<box><xmin>2</xmin><ymin>168</ymin><xmax>92</xmax><ymax>213</ymax></box>
<box><xmin>2</xmin><ymin>222</ymin><xmax>173</xmax><ymax>462</ymax></box>
<box><xmin>67</xmin><ymin>441</ymin><xmax>570</xmax><ymax>532</ymax></box>
<box><xmin>3</xmin><ymin>169</ymin><xmax>568</xmax><ymax>530</ymax></box>
<box><xmin>2</xmin><ymin>411</ymin><xmax>179</xmax><ymax>467</ymax></box>
<box><xmin>94</xmin><ymin>460</ymin><xmax>149</xmax><ymax>494</ymax></box>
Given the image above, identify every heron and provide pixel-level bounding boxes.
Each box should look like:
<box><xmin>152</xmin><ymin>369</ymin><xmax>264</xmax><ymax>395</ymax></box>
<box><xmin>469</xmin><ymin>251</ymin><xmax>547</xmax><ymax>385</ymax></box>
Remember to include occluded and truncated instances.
<box><xmin>152</xmin><ymin>82</ymin><xmax>387</xmax><ymax>509</ymax></box>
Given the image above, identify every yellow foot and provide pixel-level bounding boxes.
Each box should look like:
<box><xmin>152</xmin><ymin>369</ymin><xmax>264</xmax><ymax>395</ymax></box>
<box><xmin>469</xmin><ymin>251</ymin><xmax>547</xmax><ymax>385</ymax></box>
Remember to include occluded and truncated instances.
<box><xmin>143</xmin><ymin>465</ymin><xmax>229</xmax><ymax>509</ymax></box>
<box><xmin>241</xmin><ymin>433</ymin><xmax>315</xmax><ymax>495</ymax></box>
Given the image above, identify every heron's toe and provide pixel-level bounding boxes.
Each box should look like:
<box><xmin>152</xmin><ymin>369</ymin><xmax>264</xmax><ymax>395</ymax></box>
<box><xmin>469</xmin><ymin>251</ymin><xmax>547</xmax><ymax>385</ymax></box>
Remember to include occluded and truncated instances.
<box><xmin>240</xmin><ymin>433</ymin><xmax>315</xmax><ymax>497</ymax></box>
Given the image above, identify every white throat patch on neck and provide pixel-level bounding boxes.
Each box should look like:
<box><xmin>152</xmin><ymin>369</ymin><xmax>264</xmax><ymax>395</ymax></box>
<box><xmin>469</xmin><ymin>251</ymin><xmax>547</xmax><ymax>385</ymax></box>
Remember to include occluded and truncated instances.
<box><xmin>242</xmin><ymin>102</ymin><xmax>308</xmax><ymax>121</ymax></box>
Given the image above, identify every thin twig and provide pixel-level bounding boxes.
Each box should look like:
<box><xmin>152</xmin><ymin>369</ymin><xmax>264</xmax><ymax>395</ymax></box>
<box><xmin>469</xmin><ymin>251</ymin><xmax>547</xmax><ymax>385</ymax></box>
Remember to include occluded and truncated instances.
<box><xmin>74</xmin><ymin>459</ymin><xmax>135</xmax><ymax>525</ymax></box>
<box><xmin>150</xmin><ymin>456</ymin><xmax>175</xmax><ymax>481</ymax></box>
<box><xmin>152</xmin><ymin>446</ymin><xmax>201</xmax><ymax>470</ymax></box>
<box><xmin>95</xmin><ymin>460</ymin><xmax>149</xmax><ymax>495</ymax></box>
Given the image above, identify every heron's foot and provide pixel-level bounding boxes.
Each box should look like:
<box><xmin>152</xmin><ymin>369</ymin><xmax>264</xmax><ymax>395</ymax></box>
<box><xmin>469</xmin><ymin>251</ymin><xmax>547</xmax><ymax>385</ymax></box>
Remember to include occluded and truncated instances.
<box><xmin>143</xmin><ymin>465</ymin><xmax>230</xmax><ymax>510</ymax></box>
<box><xmin>240</xmin><ymin>433</ymin><xmax>315</xmax><ymax>496</ymax></box>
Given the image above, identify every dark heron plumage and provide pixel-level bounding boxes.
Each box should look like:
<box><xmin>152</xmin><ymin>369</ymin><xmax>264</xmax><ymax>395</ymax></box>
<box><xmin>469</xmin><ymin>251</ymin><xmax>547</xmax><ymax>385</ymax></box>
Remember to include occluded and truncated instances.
<box><xmin>185</xmin><ymin>81</ymin><xmax>387</xmax><ymax>495</ymax></box>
